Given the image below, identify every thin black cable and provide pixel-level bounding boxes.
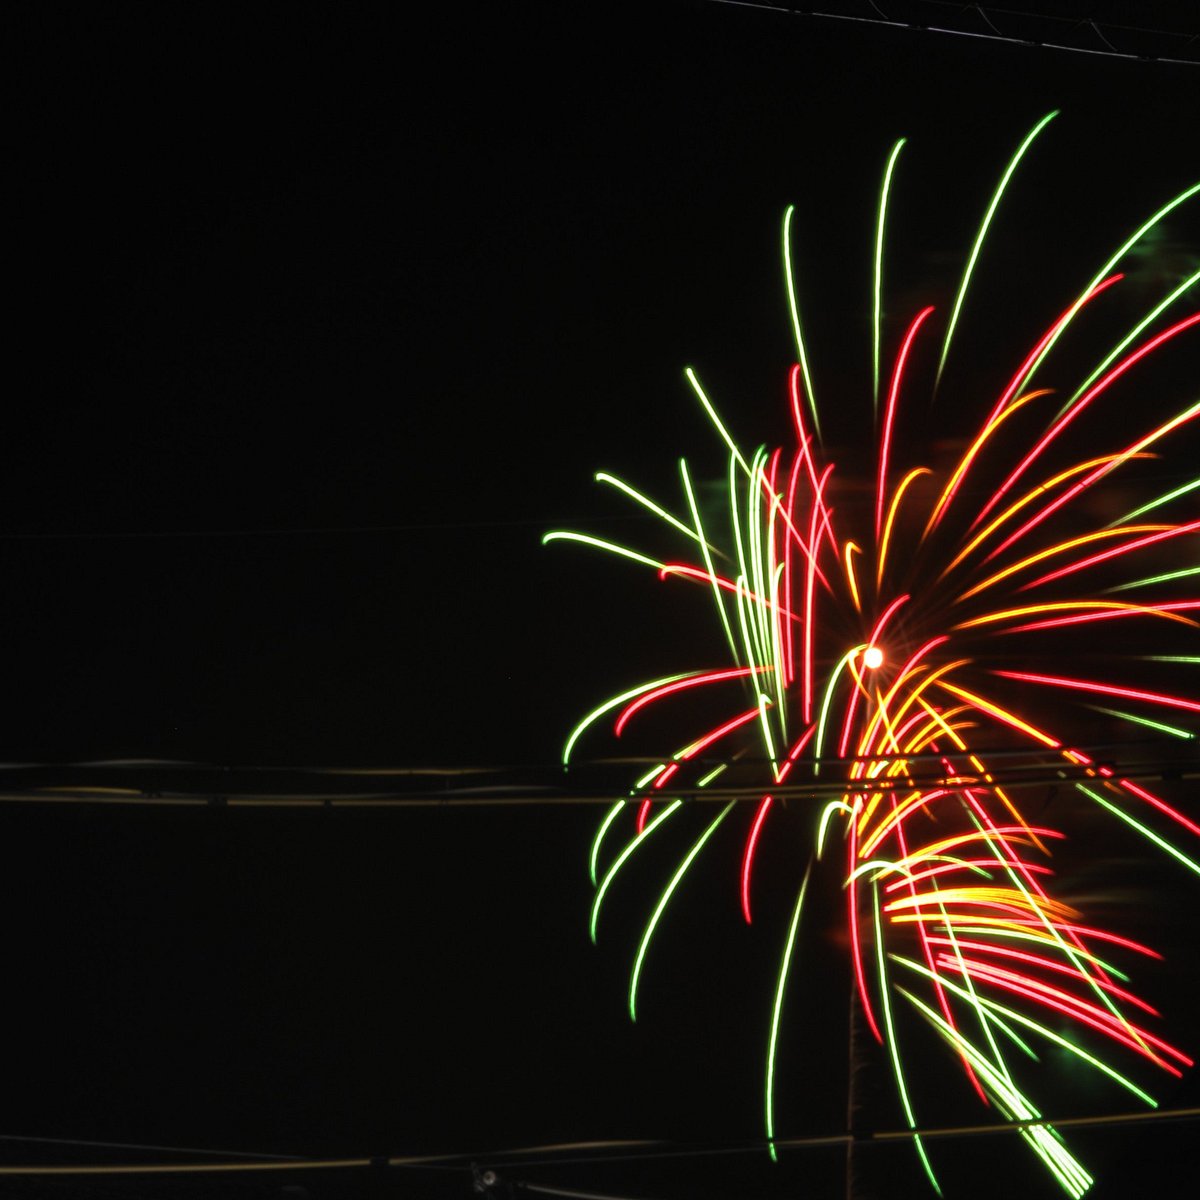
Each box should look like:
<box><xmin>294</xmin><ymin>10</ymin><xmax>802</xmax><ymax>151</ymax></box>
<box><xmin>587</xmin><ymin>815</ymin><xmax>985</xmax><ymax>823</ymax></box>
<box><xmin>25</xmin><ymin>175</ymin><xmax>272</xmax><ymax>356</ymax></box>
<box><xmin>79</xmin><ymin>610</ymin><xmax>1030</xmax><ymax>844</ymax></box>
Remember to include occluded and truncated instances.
<box><xmin>0</xmin><ymin>515</ymin><xmax>572</xmax><ymax>541</ymax></box>
<box><xmin>1088</xmin><ymin>17</ymin><xmax>1120</xmax><ymax>55</ymax></box>
<box><xmin>478</xmin><ymin>1104</ymin><xmax>1200</xmax><ymax>1169</ymax></box>
<box><xmin>702</xmin><ymin>0</ymin><xmax>1200</xmax><ymax>64</ymax></box>
<box><xmin>519</xmin><ymin>1183</ymin><xmax>658</xmax><ymax>1200</ymax></box>
<box><xmin>0</xmin><ymin>742</ymin><xmax>1194</xmax><ymax>802</ymax></box>
<box><xmin>0</xmin><ymin>756</ymin><xmax>1194</xmax><ymax>807</ymax></box>
<box><xmin>919</xmin><ymin>1</ymin><xmax>1199</xmax><ymax>40</ymax></box>
<box><xmin>975</xmin><ymin>4</ymin><xmax>1003</xmax><ymax>37</ymax></box>
<box><xmin>0</xmin><ymin>738</ymin><xmax>1187</xmax><ymax>771</ymax></box>
<box><xmin>4</xmin><ymin>1107</ymin><xmax>1200</xmax><ymax>1177</ymax></box>
<box><xmin>0</xmin><ymin>1132</ymin><xmax>303</xmax><ymax>1162</ymax></box>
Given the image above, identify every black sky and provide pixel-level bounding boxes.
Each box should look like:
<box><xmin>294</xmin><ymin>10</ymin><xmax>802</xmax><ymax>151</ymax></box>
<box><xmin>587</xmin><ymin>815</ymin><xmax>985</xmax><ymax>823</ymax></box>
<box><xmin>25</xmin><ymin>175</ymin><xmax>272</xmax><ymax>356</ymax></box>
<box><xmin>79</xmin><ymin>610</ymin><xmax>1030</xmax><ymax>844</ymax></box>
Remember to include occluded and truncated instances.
<box><xmin>5</xmin><ymin>4</ymin><xmax>1200</xmax><ymax>1198</ymax></box>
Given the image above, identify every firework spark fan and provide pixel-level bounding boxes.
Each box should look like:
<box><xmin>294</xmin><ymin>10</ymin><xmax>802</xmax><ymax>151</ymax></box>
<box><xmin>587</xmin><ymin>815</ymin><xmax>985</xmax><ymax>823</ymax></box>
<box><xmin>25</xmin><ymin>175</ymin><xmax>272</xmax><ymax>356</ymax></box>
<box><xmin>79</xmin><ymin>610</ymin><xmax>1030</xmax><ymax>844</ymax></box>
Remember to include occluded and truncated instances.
<box><xmin>546</xmin><ymin>114</ymin><xmax>1199</xmax><ymax>1196</ymax></box>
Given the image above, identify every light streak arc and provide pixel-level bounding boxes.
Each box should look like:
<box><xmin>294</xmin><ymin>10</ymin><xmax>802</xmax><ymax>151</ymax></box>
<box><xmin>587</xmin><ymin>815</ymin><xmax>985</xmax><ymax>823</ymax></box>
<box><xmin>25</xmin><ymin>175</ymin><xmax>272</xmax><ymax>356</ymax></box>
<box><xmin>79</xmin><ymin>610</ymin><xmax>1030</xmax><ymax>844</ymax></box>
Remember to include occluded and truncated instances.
<box><xmin>628</xmin><ymin>802</ymin><xmax>737</xmax><ymax>1021</ymax></box>
<box><xmin>937</xmin><ymin>110</ymin><xmax>1059</xmax><ymax>387</ymax></box>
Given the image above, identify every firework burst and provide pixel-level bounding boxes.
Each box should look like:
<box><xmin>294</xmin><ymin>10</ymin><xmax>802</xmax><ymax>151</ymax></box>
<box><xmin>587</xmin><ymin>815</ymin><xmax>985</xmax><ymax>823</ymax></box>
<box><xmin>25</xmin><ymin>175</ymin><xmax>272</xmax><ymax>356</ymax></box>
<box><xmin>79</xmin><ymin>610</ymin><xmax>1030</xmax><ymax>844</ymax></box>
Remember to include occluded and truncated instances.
<box><xmin>546</xmin><ymin>114</ymin><xmax>1199</xmax><ymax>1196</ymax></box>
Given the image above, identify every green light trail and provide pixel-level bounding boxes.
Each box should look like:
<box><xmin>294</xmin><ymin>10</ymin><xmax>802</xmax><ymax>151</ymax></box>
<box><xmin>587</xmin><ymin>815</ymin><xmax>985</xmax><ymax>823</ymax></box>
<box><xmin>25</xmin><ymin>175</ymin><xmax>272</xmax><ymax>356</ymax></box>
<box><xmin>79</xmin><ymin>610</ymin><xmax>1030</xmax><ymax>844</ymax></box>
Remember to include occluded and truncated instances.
<box><xmin>756</xmin><ymin>694</ymin><xmax>778</xmax><ymax>780</ymax></box>
<box><xmin>561</xmin><ymin>670</ymin><xmax>701</xmax><ymax>765</ymax></box>
<box><xmin>542</xmin><ymin>531</ymin><xmax>664</xmax><ymax>571</ymax></box>
<box><xmin>894</xmin><ymin>956</ymin><xmax>1157</xmax><ymax>1106</ymax></box>
<box><xmin>591</xmin><ymin>800</ymin><xmax>684</xmax><ymax>943</ymax></box>
<box><xmin>595</xmin><ymin>471</ymin><xmax>718</xmax><ymax>550</ymax></box>
<box><xmin>695</xmin><ymin>763</ymin><xmax>727</xmax><ymax>789</ymax></box>
<box><xmin>765</xmin><ymin>863</ymin><xmax>811</xmax><ymax>1162</ymax></box>
<box><xmin>1110</xmin><ymin>476</ymin><xmax>1200</xmax><ymax>527</ymax></box>
<box><xmin>817</xmin><ymin>800</ymin><xmax>856</xmax><ymax>857</ymax></box>
<box><xmin>739</xmin><ymin>450</ymin><xmax>771</xmax><ymax>676</ymax></box>
<box><xmin>898</xmin><ymin>988</ymin><xmax>1092</xmax><ymax>1198</ymax></box>
<box><xmin>782</xmin><ymin>206</ymin><xmax>821</xmax><ymax>441</ymax></box>
<box><xmin>590</xmin><ymin>800</ymin><xmax>628</xmax><ymax>886</ymax></box>
<box><xmin>1077</xmin><ymin>784</ymin><xmax>1200</xmax><ymax>879</ymax></box>
<box><xmin>628</xmin><ymin>801</ymin><xmax>736</xmax><ymax>1021</ymax></box>
<box><xmin>874</xmin><ymin>138</ymin><xmax>906</xmax><ymax>414</ymax></box>
<box><xmin>1106</xmin><ymin>564</ymin><xmax>1200</xmax><ymax>593</ymax></box>
<box><xmin>1068</xmin><ymin>270</ymin><xmax>1200</xmax><ymax>422</ymax></box>
<box><xmin>685</xmin><ymin>368</ymin><xmax>751</xmax><ymax>475</ymax></box>
<box><xmin>634</xmin><ymin>764</ymin><xmax>668</xmax><ymax>789</ymax></box>
<box><xmin>770</xmin><ymin>562</ymin><xmax>788</xmax><ymax>727</ymax></box>
<box><xmin>873</xmin><ymin>886</ymin><xmax>942</xmax><ymax>1195</ymax></box>
<box><xmin>680</xmin><ymin>458</ymin><xmax>741</xmax><ymax>664</ymax></box>
<box><xmin>962</xmin><ymin>807</ymin><xmax>1131</xmax><ymax>1038</ymax></box>
<box><xmin>752</xmin><ymin>461</ymin><xmax>779</xmax><ymax>704</ymax></box>
<box><xmin>813</xmin><ymin>647</ymin><xmax>866</xmax><ymax>776</ymax></box>
<box><xmin>936</xmin><ymin>111</ymin><xmax>1058</xmax><ymax>389</ymax></box>
<box><xmin>1086</xmin><ymin>705</ymin><xmax>1195</xmax><ymax>741</ymax></box>
<box><xmin>1021</xmin><ymin>180</ymin><xmax>1200</xmax><ymax>396</ymax></box>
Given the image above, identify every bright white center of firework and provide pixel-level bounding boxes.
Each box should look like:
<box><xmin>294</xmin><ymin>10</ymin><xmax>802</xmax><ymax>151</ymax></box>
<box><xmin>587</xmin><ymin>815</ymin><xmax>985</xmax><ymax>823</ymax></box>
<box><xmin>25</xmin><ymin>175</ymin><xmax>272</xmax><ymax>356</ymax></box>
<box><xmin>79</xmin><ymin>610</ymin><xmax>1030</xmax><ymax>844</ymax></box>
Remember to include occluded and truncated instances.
<box><xmin>863</xmin><ymin>646</ymin><xmax>884</xmax><ymax>670</ymax></box>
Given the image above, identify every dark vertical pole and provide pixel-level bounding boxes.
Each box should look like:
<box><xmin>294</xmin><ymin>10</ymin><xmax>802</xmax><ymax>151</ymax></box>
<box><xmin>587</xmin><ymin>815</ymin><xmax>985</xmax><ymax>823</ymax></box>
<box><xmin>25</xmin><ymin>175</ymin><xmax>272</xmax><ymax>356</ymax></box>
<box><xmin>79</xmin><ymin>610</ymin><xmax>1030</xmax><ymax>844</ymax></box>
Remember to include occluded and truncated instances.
<box><xmin>845</xmin><ymin>975</ymin><xmax>867</xmax><ymax>1200</ymax></box>
<box><xmin>845</xmin><ymin>977</ymin><xmax>857</xmax><ymax>1200</ymax></box>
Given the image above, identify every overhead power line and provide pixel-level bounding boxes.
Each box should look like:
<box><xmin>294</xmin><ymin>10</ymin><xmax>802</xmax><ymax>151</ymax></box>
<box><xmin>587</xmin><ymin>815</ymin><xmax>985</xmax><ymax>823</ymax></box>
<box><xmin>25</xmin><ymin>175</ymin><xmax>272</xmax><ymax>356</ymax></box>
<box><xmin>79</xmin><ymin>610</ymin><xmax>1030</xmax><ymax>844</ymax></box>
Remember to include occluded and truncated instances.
<box><xmin>519</xmin><ymin>1183</ymin><xmax>657</xmax><ymax>1200</ymax></box>
<box><xmin>706</xmin><ymin>0</ymin><xmax>1200</xmax><ymax>65</ymax></box>
<box><xmin>3</xmin><ymin>1106</ymin><xmax>1200</xmax><ymax>1177</ymax></box>
<box><xmin>0</xmin><ymin>750</ymin><xmax>1195</xmax><ymax>809</ymax></box>
<box><xmin>0</xmin><ymin>1132</ymin><xmax>302</xmax><ymax>1162</ymax></box>
<box><xmin>0</xmin><ymin>514</ymin><xmax>573</xmax><ymax>541</ymax></box>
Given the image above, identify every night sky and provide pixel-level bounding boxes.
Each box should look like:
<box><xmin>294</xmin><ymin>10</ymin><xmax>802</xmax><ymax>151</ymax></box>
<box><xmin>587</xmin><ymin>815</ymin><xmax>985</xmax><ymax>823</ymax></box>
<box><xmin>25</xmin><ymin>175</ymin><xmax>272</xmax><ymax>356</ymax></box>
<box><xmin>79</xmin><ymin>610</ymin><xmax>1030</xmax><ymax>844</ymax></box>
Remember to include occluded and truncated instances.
<box><xmin>5</xmin><ymin>4</ymin><xmax>1200</xmax><ymax>1198</ymax></box>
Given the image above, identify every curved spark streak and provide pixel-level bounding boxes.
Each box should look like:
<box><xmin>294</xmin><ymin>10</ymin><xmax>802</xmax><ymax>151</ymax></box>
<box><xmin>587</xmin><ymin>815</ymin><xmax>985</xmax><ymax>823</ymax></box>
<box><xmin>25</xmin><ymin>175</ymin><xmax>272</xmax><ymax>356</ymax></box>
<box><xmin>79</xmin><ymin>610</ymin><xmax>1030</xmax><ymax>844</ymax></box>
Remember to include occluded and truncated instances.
<box><xmin>955</xmin><ymin>601</ymin><xmax>1200</xmax><ymax>634</ymax></box>
<box><xmin>941</xmin><ymin>451</ymin><xmax>1153</xmax><ymax>580</ymax></box>
<box><xmin>1114</xmin><ymin>475</ymin><xmax>1200</xmax><ymax>526</ymax></box>
<box><xmin>783</xmin><ymin>207</ymin><xmax>821</xmax><ymax>441</ymax></box>
<box><xmin>1019</xmin><ymin>178</ymin><xmax>1200</xmax><ymax>393</ymax></box>
<box><xmin>741</xmin><ymin>797</ymin><xmax>774</xmax><ymax>924</ymax></box>
<box><xmin>1038</xmin><ymin>398</ymin><xmax>1200</xmax><ymax>540</ymax></box>
<box><xmin>958</xmin><ymin>526</ymin><xmax>1162</xmax><ymax>603</ymax></box>
<box><xmin>875</xmin><ymin>138</ymin><xmax>906</xmax><ymax>411</ymax></box>
<box><xmin>1019</xmin><ymin>520</ymin><xmax>1200</xmax><ymax>592</ymax></box>
<box><xmin>1063</xmin><ymin>267</ymin><xmax>1200</xmax><ymax>419</ymax></box>
<box><xmin>937</xmin><ymin>110</ymin><xmax>1059</xmax><ymax>387</ymax></box>
<box><xmin>562</xmin><ymin>670</ymin><xmax>703</xmax><ymax>765</ymax></box>
<box><xmin>979</xmin><ymin>313</ymin><xmax>1200</xmax><ymax>547</ymax></box>
<box><xmin>591</xmin><ymin>801</ymin><xmax>684</xmax><ymax>943</ymax></box>
<box><xmin>613</xmin><ymin>666</ymin><xmax>767</xmax><ymax>736</ymax></box>
<box><xmin>628</xmin><ymin>802</ymin><xmax>736</xmax><ymax>1021</ymax></box>
<box><xmin>765</xmin><ymin>865</ymin><xmax>811</xmax><ymax>1161</ymax></box>
<box><xmin>595</xmin><ymin>471</ymin><xmax>721</xmax><ymax>551</ymax></box>
<box><xmin>924</xmin><ymin>388</ymin><xmax>1050</xmax><ymax>540</ymax></box>
<box><xmin>879</xmin><ymin>467</ymin><xmax>931</xmax><ymax>586</ymax></box>
<box><xmin>877</xmin><ymin>307</ymin><xmax>935</xmax><ymax>539</ymax></box>
<box><xmin>993</xmin><ymin>671</ymin><xmax>1200</xmax><ymax>716</ymax></box>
